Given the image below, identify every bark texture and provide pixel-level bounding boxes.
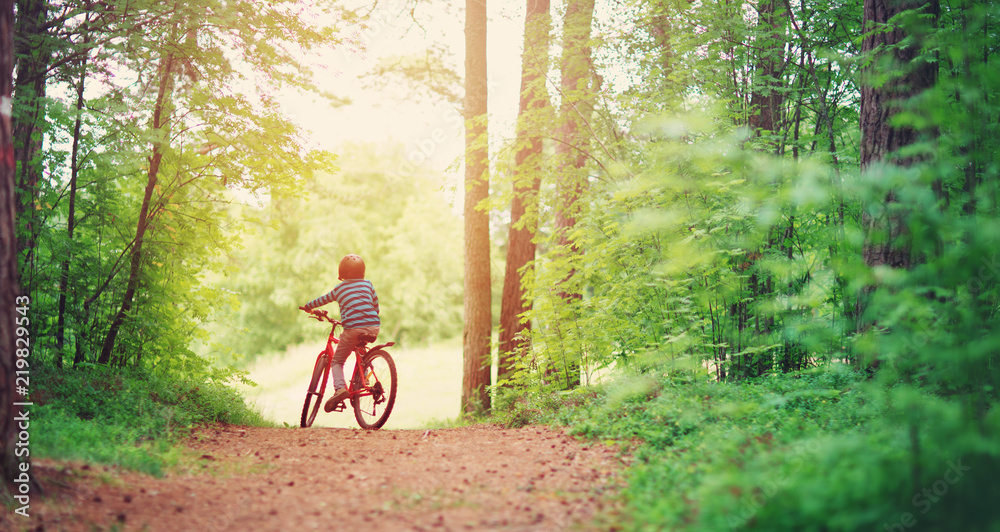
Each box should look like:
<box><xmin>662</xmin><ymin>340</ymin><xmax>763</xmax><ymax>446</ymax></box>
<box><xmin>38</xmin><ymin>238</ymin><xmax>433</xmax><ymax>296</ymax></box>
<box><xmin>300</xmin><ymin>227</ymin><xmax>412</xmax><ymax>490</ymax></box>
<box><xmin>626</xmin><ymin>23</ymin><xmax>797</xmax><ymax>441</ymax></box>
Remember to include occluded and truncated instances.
<box><xmin>856</xmin><ymin>0</ymin><xmax>939</xmax><ymax>341</ymax></box>
<box><xmin>498</xmin><ymin>0</ymin><xmax>550</xmax><ymax>384</ymax></box>
<box><xmin>461</xmin><ymin>0</ymin><xmax>491</xmax><ymax>414</ymax></box>
<box><xmin>12</xmin><ymin>0</ymin><xmax>48</xmax><ymax>280</ymax></box>
<box><xmin>859</xmin><ymin>0</ymin><xmax>938</xmax><ymax>271</ymax></box>
<box><xmin>748</xmin><ymin>0</ymin><xmax>782</xmax><ymax>138</ymax></box>
<box><xmin>1</xmin><ymin>0</ymin><xmax>24</xmax><ymax>485</ymax></box>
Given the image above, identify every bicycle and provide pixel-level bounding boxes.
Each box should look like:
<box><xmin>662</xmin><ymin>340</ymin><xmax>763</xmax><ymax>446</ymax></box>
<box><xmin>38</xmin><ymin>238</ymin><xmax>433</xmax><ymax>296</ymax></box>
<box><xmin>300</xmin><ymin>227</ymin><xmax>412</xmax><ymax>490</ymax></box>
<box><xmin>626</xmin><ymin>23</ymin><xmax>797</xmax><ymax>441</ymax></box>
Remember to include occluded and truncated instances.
<box><xmin>299</xmin><ymin>308</ymin><xmax>398</xmax><ymax>430</ymax></box>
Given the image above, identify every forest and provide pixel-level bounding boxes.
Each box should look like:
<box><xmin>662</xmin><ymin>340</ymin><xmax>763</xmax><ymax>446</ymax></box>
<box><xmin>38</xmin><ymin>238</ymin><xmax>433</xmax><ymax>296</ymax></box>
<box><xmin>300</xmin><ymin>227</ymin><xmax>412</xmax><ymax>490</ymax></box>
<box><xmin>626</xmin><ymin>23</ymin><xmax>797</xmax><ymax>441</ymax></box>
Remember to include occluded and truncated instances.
<box><xmin>1</xmin><ymin>0</ymin><xmax>999</xmax><ymax>530</ymax></box>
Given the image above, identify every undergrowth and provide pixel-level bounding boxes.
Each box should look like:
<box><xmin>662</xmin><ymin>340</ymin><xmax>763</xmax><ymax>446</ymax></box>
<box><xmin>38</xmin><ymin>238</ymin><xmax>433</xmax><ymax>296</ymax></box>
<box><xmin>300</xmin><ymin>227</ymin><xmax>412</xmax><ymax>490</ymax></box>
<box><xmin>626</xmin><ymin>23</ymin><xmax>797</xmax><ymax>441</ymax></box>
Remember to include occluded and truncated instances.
<box><xmin>495</xmin><ymin>364</ymin><xmax>1000</xmax><ymax>531</ymax></box>
<box><xmin>33</xmin><ymin>363</ymin><xmax>272</xmax><ymax>476</ymax></box>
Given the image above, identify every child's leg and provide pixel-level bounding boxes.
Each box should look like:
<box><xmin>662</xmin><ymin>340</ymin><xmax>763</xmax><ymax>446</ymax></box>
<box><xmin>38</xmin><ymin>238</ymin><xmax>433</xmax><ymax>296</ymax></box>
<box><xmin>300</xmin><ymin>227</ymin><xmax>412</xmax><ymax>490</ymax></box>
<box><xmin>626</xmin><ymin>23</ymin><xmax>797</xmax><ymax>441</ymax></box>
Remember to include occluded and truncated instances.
<box><xmin>330</xmin><ymin>327</ymin><xmax>380</xmax><ymax>391</ymax></box>
<box><xmin>330</xmin><ymin>329</ymin><xmax>361</xmax><ymax>391</ymax></box>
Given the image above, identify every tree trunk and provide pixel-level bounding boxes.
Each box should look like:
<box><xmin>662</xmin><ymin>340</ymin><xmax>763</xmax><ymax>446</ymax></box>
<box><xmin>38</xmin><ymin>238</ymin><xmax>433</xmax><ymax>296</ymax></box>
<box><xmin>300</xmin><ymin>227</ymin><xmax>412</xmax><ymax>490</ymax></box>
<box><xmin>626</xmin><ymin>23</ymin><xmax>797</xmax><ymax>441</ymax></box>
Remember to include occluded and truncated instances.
<box><xmin>748</xmin><ymin>0</ymin><xmax>781</xmax><ymax>141</ymax></box>
<box><xmin>11</xmin><ymin>0</ymin><xmax>48</xmax><ymax>290</ymax></box>
<box><xmin>98</xmin><ymin>49</ymin><xmax>176</xmax><ymax>365</ymax></box>
<box><xmin>856</xmin><ymin>0</ymin><xmax>939</xmax><ymax>340</ymax></box>
<box><xmin>498</xmin><ymin>0</ymin><xmax>550</xmax><ymax>385</ymax></box>
<box><xmin>461</xmin><ymin>0</ymin><xmax>491</xmax><ymax>415</ymax></box>
<box><xmin>1</xmin><ymin>0</ymin><xmax>27</xmax><ymax>487</ymax></box>
<box><xmin>859</xmin><ymin>0</ymin><xmax>938</xmax><ymax>272</ymax></box>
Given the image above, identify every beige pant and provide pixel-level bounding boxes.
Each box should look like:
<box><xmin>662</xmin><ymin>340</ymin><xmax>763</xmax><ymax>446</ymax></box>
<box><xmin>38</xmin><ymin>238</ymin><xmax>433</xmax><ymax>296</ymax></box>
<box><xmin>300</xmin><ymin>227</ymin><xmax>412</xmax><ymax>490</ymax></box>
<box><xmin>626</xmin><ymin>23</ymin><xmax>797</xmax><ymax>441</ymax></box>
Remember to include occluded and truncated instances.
<box><xmin>331</xmin><ymin>326</ymin><xmax>380</xmax><ymax>390</ymax></box>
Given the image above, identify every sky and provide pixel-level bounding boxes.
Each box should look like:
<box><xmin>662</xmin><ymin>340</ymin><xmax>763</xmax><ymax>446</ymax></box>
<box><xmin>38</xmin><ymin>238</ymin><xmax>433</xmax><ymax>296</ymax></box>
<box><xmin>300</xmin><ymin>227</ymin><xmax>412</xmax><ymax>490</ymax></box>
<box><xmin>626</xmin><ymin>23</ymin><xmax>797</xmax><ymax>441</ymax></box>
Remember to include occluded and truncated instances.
<box><xmin>276</xmin><ymin>0</ymin><xmax>532</xmax><ymax>199</ymax></box>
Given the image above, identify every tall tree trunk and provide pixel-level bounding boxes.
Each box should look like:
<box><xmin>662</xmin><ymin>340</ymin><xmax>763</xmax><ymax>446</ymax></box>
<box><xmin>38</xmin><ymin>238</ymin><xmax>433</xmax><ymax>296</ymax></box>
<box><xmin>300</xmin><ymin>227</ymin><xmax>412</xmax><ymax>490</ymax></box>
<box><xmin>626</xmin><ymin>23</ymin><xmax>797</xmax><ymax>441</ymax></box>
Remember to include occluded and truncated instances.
<box><xmin>859</xmin><ymin>0</ymin><xmax>938</xmax><ymax>268</ymax></box>
<box><xmin>1</xmin><ymin>0</ymin><xmax>26</xmax><ymax>487</ymax></box>
<box><xmin>856</xmin><ymin>0</ymin><xmax>938</xmax><ymax>339</ymax></box>
<box><xmin>498</xmin><ymin>0</ymin><xmax>550</xmax><ymax>385</ymax></box>
<box><xmin>56</xmin><ymin>50</ymin><xmax>88</xmax><ymax>368</ymax></box>
<box><xmin>11</xmin><ymin>0</ymin><xmax>48</xmax><ymax>292</ymax></box>
<box><xmin>748</xmin><ymin>0</ymin><xmax>781</xmax><ymax>141</ymax></box>
<box><xmin>461</xmin><ymin>0</ymin><xmax>491</xmax><ymax>415</ymax></box>
<box><xmin>98</xmin><ymin>49</ymin><xmax>176</xmax><ymax>365</ymax></box>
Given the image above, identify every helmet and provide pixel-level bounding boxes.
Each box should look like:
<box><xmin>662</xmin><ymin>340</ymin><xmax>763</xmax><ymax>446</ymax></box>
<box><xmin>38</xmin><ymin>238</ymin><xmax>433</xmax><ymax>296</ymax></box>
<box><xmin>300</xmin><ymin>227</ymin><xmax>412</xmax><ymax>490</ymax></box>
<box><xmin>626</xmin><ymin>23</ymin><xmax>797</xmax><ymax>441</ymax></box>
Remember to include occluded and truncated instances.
<box><xmin>338</xmin><ymin>254</ymin><xmax>366</xmax><ymax>280</ymax></box>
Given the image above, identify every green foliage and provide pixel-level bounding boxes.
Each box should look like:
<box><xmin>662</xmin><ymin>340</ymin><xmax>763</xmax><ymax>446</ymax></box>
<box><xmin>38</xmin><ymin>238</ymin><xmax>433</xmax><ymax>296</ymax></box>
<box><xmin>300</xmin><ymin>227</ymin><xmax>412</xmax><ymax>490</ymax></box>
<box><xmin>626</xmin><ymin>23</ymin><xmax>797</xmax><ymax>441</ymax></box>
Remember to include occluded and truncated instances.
<box><xmin>519</xmin><ymin>0</ymin><xmax>998</xmax><ymax>387</ymax></box>
<box><xmin>502</xmin><ymin>3</ymin><xmax>1000</xmax><ymax>532</ymax></box>
<box><xmin>851</xmin><ymin>0</ymin><xmax>1000</xmax><ymax>405</ymax></box>
<box><xmin>520</xmin><ymin>111</ymin><xmax>848</xmax><ymax>386</ymax></box>
<box><xmin>33</xmin><ymin>363</ymin><xmax>269</xmax><ymax>476</ymax></box>
<box><xmin>17</xmin><ymin>0</ymin><xmax>354</xmax><ymax>372</ymax></box>
<box><xmin>506</xmin><ymin>365</ymin><xmax>1000</xmax><ymax>531</ymax></box>
<box><xmin>201</xmin><ymin>142</ymin><xmax>465</xmax><ymax>362</ymax></box>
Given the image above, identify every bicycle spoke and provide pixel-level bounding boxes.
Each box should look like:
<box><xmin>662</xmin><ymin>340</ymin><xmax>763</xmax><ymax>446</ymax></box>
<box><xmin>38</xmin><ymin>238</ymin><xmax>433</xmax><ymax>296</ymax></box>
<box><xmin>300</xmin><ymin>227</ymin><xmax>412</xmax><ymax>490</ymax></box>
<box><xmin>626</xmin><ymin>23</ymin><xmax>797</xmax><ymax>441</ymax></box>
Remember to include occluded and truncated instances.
<box><xmin>352</xmin><ymin>350</ymin><xmax>397</xmax><ymax>430</ymax></box>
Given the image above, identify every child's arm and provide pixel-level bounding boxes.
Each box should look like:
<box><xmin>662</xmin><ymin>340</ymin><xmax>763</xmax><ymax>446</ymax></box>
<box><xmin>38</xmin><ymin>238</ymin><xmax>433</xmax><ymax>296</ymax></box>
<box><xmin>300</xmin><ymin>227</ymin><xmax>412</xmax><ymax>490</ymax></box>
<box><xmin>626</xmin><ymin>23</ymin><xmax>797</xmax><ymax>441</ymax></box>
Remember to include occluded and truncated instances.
<box><xmin>302</xmin><ymin>289</ymin><xmax>337</xmax><ymax>311</ymax></box>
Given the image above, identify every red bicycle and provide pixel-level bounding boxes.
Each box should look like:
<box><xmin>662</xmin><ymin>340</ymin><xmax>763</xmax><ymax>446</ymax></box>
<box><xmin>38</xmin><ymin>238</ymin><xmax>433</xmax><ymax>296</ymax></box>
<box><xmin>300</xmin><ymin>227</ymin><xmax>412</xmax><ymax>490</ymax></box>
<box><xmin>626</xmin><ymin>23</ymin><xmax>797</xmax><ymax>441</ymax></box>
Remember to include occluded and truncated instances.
<box><xmin>300</xmin><ymin>308</ymin><xmax>398</xmax><ymax>430</ymax></box>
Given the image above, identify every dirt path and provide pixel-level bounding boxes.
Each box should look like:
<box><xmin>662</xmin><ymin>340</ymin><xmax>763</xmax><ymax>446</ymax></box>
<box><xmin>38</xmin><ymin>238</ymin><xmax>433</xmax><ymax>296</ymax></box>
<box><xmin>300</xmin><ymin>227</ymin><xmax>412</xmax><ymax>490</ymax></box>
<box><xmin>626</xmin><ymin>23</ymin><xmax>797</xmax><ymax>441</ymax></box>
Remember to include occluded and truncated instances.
<box><xmin>17</xmin><ymin>424</ymin><xmax>626</xmax><ymax>531</ymax></box>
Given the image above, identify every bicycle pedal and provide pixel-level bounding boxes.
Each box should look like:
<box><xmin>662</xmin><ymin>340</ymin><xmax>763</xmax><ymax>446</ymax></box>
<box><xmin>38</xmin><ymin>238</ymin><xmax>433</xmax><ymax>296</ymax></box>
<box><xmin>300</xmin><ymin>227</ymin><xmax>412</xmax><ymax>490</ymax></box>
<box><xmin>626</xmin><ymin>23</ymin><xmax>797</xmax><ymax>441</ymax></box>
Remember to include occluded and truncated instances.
<box><xmin>332</xmin><ymin>401</ymin><xmax>347</xmax><ymax>412</ymax></box>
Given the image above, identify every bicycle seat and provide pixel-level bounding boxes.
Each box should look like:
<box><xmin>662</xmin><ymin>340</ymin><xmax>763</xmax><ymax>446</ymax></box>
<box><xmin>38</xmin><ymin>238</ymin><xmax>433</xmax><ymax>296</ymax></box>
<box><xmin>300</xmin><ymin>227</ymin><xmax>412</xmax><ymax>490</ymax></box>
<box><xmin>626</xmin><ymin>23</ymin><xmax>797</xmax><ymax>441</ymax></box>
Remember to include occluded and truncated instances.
<box><xmin>359</xmin><ymin>334</ymin><xmax>377</xmax><ymax>344</ymax></box>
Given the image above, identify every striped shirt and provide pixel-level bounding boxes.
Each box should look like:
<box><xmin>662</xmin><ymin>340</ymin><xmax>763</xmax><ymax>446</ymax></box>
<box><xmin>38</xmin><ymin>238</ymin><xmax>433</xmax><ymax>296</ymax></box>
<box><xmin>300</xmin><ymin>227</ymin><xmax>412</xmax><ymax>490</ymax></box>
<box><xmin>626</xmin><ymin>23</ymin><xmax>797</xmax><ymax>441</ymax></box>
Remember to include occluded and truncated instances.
<box><xmin>304</xmin><ymin>279</ymin><xmax>380</xmax><ymax>329</ymax></box>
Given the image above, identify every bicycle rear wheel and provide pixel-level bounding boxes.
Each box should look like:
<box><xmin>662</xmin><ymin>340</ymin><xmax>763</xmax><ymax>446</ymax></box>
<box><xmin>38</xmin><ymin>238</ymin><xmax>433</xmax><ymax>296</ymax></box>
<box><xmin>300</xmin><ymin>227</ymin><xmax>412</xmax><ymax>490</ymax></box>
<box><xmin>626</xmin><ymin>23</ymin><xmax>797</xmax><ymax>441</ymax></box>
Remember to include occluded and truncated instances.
<box><xmin>300</xmin><ymin>353</ymin><xmax>329</xmax><ymax>428</ymax></box>
<box><xmin>351</xmin><ymin>350</ymin><xmax>397</xmax><ymax>430</ymax></box>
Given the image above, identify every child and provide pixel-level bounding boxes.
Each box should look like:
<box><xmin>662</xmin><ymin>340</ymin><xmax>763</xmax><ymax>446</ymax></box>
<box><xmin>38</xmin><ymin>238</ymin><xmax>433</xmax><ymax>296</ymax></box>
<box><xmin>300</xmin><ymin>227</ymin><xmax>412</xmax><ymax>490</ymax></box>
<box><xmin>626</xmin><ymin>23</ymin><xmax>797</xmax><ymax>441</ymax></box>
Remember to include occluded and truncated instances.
<box><xmin>300</xmin><ymin>253</ymin><xmax>380</xmax><ymax>412</ymax></box>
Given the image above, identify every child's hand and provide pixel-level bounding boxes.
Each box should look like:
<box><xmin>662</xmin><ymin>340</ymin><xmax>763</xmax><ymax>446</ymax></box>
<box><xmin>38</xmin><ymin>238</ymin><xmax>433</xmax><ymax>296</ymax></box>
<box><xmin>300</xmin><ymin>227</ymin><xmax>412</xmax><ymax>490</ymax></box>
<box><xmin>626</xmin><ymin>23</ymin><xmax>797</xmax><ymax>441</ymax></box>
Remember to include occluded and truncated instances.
<box><xmin>299</xmin><ymin>306</ymin><xmax>310</xmax><ymax>312</ymax></box>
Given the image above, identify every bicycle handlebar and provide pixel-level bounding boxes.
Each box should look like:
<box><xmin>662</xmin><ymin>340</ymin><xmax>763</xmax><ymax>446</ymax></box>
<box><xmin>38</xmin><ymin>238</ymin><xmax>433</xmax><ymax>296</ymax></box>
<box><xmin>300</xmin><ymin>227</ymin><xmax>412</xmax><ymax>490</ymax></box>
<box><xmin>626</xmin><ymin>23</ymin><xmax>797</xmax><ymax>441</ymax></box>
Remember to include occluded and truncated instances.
<box><xmin>299</xmin><ymin>306</ymin><xmax>341</xmax><ymax>326</ymax></box>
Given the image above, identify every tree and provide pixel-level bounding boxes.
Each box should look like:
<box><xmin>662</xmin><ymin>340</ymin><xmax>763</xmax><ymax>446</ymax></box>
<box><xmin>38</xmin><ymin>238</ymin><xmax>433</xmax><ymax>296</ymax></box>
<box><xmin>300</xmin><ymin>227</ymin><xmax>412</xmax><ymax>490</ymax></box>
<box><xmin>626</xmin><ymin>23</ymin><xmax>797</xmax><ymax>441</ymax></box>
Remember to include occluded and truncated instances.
<box><xmin>726</xmin><ymin>0</ymin><xmax>788</xmax><ymax>379</ymax></box>
<box><xmin>461</xmin><ymin>0</ymin><xmax>491</xmax><ymax>415</ymax></box>
<box><xmin>11</xmin><ymin>0</ymin><xmax>50</xmax><ymax>284</ymax></box>
<box><xmin>857</xmin><ymin>0</ymin><xmax>939</xmax><ymax>337</ymax></box>
<box><xmin>498</xmin><ymin>0</ymin><xmax>551</xmax><ymax>385</ymax></box>
<box><xmin>90</xmin><ymin>0</ymin><xmax>341</xmax><ymax>366</ymax></box>
<box><xmin>859</xmin><ymin>0</ymin><xmax>939</xmax><ymax>174</ymax></box>
<box><xmin>97</xmin><ymin>31</ymin><xmax>177</xmax><ymax>365</ymax></box>
<box><xmin>1</xmin><ymin>0</ymin><xmax>24</xmax><ymax>486</ymax></box>
<box><xmin>55</xmin><ymin>27</ymin><xmax>93</xmax><ymax>367</ymax></box>
<box><xmin>747</xmin><ymin>0</ymin><xmax>782</xmax><ymax>140</ymax></box>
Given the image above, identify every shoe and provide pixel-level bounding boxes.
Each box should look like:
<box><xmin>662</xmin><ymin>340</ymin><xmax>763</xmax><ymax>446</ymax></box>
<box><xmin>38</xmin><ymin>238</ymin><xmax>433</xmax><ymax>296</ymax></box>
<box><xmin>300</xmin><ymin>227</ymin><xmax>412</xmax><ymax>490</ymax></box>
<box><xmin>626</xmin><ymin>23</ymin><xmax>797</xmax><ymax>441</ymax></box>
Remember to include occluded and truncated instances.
<box><xmin>324</xmin><ymin>388</ymin><xmax>350</xmax><ymax>412</ymax></box>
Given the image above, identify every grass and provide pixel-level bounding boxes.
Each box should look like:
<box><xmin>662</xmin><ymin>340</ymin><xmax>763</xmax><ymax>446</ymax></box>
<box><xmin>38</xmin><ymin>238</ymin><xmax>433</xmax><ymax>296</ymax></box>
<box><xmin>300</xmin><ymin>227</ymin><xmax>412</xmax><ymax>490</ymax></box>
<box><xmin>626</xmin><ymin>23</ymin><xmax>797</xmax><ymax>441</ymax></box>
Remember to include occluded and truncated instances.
<box><xmin>34</xmin><ymin>363</ymin><xmax>271</xmax><ymax>476</ymax></box>
<box><xmin>494</xmin><ymin>364</ymin><xmax>871</xmax><ymax>529</ymax></box>
<box><xmin>495</xmin><ymin>363</ymin><xmax>1000</xmax><ymax>531</ymax></box>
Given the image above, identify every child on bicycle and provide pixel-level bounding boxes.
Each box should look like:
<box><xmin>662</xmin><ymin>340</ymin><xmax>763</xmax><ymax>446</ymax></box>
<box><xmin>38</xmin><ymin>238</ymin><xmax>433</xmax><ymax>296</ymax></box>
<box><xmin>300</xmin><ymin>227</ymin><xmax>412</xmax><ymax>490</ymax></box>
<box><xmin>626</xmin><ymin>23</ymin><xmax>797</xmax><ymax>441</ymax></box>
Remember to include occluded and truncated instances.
<box><xmin>299</xmin><ymin>253</ymin><xmax>380</xmax><ymax>412</ymax></box>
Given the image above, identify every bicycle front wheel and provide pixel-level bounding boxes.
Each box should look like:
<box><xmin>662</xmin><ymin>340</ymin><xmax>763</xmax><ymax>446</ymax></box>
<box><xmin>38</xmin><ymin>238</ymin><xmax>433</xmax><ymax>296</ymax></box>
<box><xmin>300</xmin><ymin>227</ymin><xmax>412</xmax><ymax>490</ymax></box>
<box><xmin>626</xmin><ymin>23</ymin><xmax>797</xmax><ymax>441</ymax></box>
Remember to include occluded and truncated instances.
<box><xmin>351</xmin><ymin>349</ymin><xmax>397</xmax><ymax>430</ymax></box>
<box><xmin>301</xmin><ymin>353</ymin><xmax>329</xmax><ymax>428</ymax></box>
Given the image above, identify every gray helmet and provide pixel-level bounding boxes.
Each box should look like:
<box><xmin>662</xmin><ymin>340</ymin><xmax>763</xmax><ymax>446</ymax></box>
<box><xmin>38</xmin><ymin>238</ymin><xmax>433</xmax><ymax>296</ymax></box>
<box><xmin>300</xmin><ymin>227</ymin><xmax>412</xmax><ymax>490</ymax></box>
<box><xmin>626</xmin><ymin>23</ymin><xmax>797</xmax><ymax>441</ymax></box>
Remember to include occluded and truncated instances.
<box><xmin>338</xmin><ymin>254</ymin><xmax>365</xmax><ymax>280</ymax></box>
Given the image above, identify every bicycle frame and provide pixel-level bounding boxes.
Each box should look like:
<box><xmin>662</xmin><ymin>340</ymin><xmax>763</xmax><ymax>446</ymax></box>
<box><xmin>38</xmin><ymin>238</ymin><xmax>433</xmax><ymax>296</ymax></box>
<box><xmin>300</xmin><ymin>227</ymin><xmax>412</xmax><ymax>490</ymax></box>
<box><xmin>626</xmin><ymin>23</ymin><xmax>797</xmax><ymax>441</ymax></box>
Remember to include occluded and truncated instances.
<box><xmin>300</xmin><ymin>307</ymin><xmax>397</xmax><ymax>429</ymax></box>
<box><xmin>308</xmin><ymin>310</ymin><xmax>394</xmax><ymax>410</ymax></box>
